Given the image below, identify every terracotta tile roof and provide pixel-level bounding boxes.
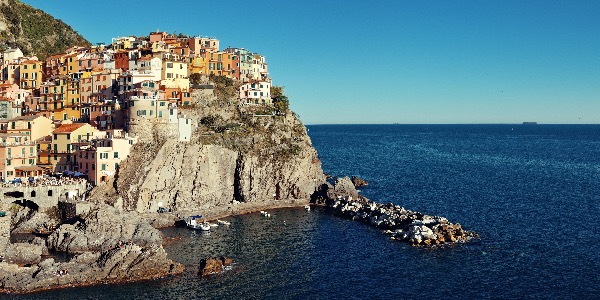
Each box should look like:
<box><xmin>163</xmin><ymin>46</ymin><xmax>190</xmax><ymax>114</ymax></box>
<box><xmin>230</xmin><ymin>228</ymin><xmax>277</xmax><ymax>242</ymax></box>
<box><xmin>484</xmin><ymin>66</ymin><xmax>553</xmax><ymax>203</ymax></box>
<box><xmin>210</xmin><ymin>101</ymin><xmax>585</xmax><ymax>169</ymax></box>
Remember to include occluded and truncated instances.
<box><xmin>21</xmin><ymin>60</ymin><xmax>41</xmax><ymax>64</ymax></box>
<box><xmin>9</xmin><ymin>115</ymin><xmax>40</xmax><ymax>121</ymax></box>
<box><xmin>53</xmin><ymin>123</ymin><xmax>86</xmax><ymax>134</ymax></box>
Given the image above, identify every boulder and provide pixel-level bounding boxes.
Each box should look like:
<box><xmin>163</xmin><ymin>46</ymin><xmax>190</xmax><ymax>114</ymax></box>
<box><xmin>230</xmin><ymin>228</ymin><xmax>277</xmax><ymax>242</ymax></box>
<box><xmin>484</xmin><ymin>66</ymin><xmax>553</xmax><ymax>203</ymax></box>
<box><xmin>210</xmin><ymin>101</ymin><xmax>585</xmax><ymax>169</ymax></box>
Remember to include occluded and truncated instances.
<box><xmin>199</xmin><ymin>256</ymin><xmax>234</xmax><ymax>276</ymax></box>
<box><xmin>4</xmin><ymin>243</ymin><xmax>43</xmax><ymax>265</ymax></box>
<box><xmin>327</xmin><ymin>177</ymin><xmax>359</xmax><ymax>200</ymax></box>
<box><xmin>47</xmin><ymin>204</ymin><xmax>162</xmax><ymax>253</ymax></box>
<box><xmin>351</xmin><ymin>176</ymin><xmax>368</xmax><ymax>187</ymax></box>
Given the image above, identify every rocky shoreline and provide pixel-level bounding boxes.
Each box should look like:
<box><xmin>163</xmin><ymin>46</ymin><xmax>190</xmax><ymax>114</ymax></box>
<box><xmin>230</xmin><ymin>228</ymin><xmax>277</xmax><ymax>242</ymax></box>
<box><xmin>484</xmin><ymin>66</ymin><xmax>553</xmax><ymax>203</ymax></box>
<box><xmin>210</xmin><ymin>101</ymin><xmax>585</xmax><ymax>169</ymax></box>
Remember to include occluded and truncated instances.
<box><xmin>313</xmin><ymin>177</ymin><xmax>478</xmax><ymax>247</ymax></box>
<box><xmin>0</xmin><ymin>205</ymin><xmax>184</xmax><ymax>294</ymax></box>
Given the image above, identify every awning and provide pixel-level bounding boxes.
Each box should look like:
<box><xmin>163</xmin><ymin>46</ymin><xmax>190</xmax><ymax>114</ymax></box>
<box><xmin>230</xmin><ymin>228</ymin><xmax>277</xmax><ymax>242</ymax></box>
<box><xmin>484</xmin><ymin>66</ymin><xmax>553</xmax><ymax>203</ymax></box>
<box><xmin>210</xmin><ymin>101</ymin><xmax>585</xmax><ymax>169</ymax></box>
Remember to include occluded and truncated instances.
<box><xmin>15</xmin><ymin>166</ymin><xmax>45</xmax><ymax>172</ymax></box>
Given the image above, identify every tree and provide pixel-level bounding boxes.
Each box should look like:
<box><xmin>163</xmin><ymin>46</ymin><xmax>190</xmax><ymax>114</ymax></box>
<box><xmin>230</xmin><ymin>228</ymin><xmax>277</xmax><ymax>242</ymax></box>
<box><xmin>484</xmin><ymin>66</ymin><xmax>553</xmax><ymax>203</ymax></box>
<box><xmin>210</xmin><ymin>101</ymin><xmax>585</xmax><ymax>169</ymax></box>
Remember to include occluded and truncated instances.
<box><xmin>189</xmin><ymin>73</ymin><xmax>202</xmax><ymax>85</ymax></box>
<box><xmin>271</xmin><ymin>85</ymin><xmax>289</xmax><ymax>113</ymax></box>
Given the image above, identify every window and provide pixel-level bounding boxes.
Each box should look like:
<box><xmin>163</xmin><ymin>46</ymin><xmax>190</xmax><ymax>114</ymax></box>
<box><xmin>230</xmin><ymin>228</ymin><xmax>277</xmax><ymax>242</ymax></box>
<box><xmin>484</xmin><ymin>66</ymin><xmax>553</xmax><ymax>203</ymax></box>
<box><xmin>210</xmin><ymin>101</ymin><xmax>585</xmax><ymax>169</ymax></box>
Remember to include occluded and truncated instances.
<box><xmin>160</xmin><ymin>102</ymin><xmax>165</xmax><ymax>107</ymax></box>
<box><xmin>115</xmin><ymin>163</ymin><xmax>118</xmax><ymax>170</ymax></box>
<box><xmin>114</xmin><ymin>152</ymin><xmax>119</xmax><ymax>158</ymax></box>
<box><xmin>101</xmin><ymin>164</ymin><xmax>106</xmax><ymax>171</ymax></box>
<box><xmin>92</xmin><ymin>164</ymin><xmax>95</xmax><ymax>170</ymax></box>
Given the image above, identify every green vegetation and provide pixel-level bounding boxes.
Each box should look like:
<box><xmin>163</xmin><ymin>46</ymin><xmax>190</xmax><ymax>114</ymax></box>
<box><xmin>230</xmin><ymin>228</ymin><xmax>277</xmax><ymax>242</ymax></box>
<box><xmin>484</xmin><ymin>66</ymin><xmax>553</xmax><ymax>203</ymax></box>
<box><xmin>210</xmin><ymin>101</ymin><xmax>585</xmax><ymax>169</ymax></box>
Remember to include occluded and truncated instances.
<box><xmin>0</xmin><ymin>0</ymin><xmax>90</xmax><ymax>60</ymax></box>
<box><xmin>271</xmin><ymin>86</ymin><xmax>290</xmax><ymax>113</ymax></box>
<box><xmin>189</xmin><ymin>73</ymin><xmax>203</xmax><ymax>85</ymax></box>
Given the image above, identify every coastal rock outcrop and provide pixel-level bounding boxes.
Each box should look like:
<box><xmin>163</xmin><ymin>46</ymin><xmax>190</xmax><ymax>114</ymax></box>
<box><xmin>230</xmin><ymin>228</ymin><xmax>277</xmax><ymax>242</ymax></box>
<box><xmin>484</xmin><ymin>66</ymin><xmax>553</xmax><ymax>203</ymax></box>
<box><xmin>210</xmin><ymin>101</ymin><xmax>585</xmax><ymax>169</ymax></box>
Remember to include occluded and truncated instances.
<box><xmin>91</xmin><ymin>106</ymin><xmax>325</xmax><ymax>215</ymax></box>
<box><xmin>318</xmin><ymin>177</ymin><xmax>477</xmax><ymax>247</ymax></box>
<box><xmin>326</xmin><ymin>177</ymin><xmax>359</xmax><ymax>201</ymax></box>
<box><xmin>199</xmin><ymin>256</ymin><xmax>234</xmax><ymax>276</ymax></box>
<box><xmin>351</xmin><ymin>176</ymin><xmax>368</xmax><ymax>187</ymax></box>
<box><xmin>0</xmin><ymin>203</ymin><xmax>183</xmax><ymax>293</ymax></box>
<box><xmin>47</xmin><ymin>204</ymin><xmax>162</xmax><ymax>253</ymax></box>
<box><xmin>0</xmin><ymin>244</ymin><xmax>184</xmax><ymax>293</ymax></box>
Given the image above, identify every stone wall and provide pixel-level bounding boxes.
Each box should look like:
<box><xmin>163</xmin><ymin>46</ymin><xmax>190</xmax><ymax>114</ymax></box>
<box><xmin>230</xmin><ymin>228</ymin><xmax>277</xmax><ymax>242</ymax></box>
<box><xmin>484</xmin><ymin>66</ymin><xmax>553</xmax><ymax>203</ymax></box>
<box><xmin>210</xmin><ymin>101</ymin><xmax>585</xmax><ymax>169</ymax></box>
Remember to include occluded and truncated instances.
<box><xmin>0</xmin><ymin>211</ymin><xmax>10</xmax><ymax>251</ymax></box>
<box><xmin>0</xmin><ymin>183</ymin><xmax>87</xmax><ymax>209</ymax></box>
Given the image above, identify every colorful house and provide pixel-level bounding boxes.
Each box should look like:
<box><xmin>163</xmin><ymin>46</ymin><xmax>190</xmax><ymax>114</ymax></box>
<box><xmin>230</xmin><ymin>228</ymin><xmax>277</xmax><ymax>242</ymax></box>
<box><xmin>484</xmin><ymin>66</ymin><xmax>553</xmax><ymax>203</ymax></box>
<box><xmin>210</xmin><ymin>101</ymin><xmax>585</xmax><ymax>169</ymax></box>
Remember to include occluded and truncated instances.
<box><xmin>19</xmin><ymin>60</ymin><xmax>43</xmax><ymax>90</ymax></box>
<box><xmin>239</xmin><ymin>81</ymin><xmax>272</xmax><ymax>105</ymax></box>
<box><xmin>0</xmin><ymin>132</ymin><xmax>39</xmax><ymax>181</ymax></box>
<box><xmin>50</xmin><ymin>123</ymin><xmax>102</xmax><ymax>171</ymax></box>
<box><xmin>74</xmin><ymin>131</ymin><xmax>136</xmax><ymax>184</ymax></box>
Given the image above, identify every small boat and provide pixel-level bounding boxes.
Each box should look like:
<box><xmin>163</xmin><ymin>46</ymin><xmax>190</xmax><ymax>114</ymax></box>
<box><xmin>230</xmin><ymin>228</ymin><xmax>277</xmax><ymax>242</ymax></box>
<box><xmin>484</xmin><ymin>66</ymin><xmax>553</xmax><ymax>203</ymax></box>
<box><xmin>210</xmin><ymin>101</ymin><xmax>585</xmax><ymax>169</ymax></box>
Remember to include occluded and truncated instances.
<box><xmin>304</xmin><ymin>205</ymin><xmax>311</xmax><ymax>211</ymax></box>
<box><xmin>187</xmin><ymin>216</ymin><xmax>210</xmax><ymax>231</ymax></box>
<box><xmin>217</xmin><ymin>219</ymin><xmax>231</xmax><ymax>225</ymax></box>
<box><xmin>208</xmin><ymin>222</ymin><xmax>219</xmax><ymax>228</ymax></box>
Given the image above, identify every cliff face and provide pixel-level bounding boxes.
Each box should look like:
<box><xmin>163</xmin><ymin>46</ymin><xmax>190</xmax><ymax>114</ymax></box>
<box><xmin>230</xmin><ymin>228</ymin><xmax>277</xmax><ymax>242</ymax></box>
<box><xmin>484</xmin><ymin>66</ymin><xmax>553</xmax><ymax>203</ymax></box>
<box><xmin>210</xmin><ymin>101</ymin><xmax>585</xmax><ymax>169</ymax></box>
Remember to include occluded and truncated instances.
<box><xmin>91</xmin><ymin>89</ymin><xmax>325</xmax><ymax>214</ymax></box>
<box><xmin>0</xmin><ymin>0</ymin><xmax>90</xmax><ymax>59</ymax></box>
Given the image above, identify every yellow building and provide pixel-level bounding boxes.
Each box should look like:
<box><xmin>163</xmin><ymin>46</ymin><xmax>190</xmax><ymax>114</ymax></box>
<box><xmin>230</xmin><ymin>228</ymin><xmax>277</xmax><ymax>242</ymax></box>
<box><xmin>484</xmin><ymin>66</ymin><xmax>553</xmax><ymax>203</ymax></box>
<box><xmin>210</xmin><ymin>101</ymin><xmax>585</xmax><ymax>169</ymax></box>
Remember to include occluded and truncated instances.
<box><xmin>19</xmin><ymin>60</ymin><xmax>43</xmax><ymax>90</ymax></box>
<box><xmin>188</xmin><ymin>56</ymin><xmax>209</xmax><ymax>75</ymax></box>
<box><xmin>4</xmin><ymin>115</ymin><xmax>53</xmax><ymax>141</ymax></box>
<box><xmin>162</xmin><ymin>60</ymin><xmax>188</xmax><ymax>81</ymax></box>
<box><xmin>65</xmin><ymin>77</ymin><xmax>82</xmax><ymax>120</ymax></box>
<box><xmin>61</xmin><ymin>53</ymin><xmax>80</xmax><ymax>75</ymax></box>
<box><xmin>50</xmin><ymin>123</ymin><xmax>102</xmax><ymax>171</ymax></box>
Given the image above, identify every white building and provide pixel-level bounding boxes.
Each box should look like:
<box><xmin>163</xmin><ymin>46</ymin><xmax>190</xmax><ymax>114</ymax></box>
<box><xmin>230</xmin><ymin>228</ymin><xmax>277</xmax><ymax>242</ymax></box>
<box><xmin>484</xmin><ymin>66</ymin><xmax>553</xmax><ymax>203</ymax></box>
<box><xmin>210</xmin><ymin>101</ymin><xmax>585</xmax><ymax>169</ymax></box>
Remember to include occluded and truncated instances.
<box><xmin>239</xmin><ymin>81</ymin><xmax>272</xmax><ymax>105</ymax></box>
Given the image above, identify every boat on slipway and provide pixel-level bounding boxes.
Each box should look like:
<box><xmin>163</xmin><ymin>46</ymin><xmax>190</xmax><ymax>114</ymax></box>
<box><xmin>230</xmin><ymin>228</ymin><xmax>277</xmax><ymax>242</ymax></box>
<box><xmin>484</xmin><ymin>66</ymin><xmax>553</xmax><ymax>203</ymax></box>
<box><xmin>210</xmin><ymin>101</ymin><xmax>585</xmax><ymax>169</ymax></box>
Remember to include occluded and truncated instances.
<box><xmin>187</xmin><ymin>215</ymin><xmax>211</xmax><ymax>231</ymax></box>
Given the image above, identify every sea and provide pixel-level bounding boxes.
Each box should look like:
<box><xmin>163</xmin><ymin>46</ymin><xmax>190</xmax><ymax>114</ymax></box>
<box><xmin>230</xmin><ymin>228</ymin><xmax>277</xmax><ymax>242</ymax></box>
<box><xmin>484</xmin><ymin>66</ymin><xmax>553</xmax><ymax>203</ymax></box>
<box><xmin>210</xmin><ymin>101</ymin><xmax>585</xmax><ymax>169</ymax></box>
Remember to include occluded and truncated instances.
<box><xmin>6</xmin><ymin>124</ymin><xmax>600</xmax><ymax>299</ymax></box>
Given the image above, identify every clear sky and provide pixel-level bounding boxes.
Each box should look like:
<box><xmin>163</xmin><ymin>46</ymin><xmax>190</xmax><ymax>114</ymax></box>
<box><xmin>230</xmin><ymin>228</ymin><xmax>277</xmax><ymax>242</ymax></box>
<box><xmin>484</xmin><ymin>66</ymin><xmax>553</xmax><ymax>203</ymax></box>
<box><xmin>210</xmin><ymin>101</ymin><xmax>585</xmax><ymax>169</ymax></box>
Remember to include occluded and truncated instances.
<box><xmin>20</xmin><ymin>0</ymin><xmax>600</xmax><ymax>124</ymax></box>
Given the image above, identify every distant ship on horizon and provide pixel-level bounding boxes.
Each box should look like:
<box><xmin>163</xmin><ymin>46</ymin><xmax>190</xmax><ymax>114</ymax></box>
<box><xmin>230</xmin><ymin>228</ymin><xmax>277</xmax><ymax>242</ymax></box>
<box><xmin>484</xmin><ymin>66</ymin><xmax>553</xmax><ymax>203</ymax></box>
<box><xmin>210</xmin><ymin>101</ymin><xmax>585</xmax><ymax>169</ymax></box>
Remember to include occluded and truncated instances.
<box><xmin>522</xmin><ymin>122</ymin><xmax>538</xmax><ymax>125</ymax></box>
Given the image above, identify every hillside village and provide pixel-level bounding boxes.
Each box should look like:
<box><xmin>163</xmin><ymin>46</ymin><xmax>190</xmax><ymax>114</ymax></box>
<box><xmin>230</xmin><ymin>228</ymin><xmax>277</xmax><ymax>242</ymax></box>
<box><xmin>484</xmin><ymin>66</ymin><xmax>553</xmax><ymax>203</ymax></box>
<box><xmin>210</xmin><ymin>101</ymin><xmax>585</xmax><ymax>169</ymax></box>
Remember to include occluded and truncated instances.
<box><xmin>0</xmin><ymin>31</ymin><xmax>275</xmax><ymax>186</ymax></box>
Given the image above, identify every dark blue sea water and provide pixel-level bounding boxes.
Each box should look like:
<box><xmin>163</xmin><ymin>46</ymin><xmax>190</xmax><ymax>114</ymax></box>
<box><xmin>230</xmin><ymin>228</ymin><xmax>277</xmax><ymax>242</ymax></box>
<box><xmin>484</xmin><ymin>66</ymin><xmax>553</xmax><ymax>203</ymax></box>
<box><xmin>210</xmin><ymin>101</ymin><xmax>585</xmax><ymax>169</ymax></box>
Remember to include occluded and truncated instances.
<box><xmin>6</xmin><ymin>124</ymin><xmax>600</xmax><ymax>299</ymax></box>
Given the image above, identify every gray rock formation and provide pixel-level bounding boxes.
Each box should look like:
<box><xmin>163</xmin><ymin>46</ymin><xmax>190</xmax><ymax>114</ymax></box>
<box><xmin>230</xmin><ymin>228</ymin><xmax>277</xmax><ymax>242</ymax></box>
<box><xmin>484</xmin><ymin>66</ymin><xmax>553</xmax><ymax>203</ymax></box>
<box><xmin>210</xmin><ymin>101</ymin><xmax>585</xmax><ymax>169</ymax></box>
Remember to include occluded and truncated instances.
<box><xmin>0</xmin><ymin>203</ymin><xmax>183</xmax><ymax>293</ymax></box>
<box><xmin>351</xmin><ymin>176</ymin><xmax>368</xmax><ymax>187</ymax></box>
<box><xmin>0</xmin><ymin>244</ymin><xmax>183</xmax><ymax>293</ymax></box>
<box><xmin>327</xmin><ymin>177</ymin><xmax>359</xmax><ymax>200</ymax></box>
<box><xmin>91</xmin><ymin>107</ymin><xmax>325</xmax><ymax>215</ymax></box>
<box><xmin>3</xmin><ymin>243</ymin><xmax>42</xmax><ymax>265</ymax></box>
<box><xmin>47</xmin><ymin>204</ymin><xmax>162</xmax><ymax>253</ymax></box>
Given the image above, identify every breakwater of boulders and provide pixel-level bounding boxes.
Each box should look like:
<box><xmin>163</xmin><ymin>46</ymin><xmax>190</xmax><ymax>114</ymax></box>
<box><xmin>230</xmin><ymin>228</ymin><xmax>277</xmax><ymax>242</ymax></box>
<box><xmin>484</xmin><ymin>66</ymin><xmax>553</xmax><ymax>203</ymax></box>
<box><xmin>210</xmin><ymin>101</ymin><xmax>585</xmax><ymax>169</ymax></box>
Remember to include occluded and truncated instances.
<box><xmin>313</xmin><ymin>177</ymin><xmax>478</xmax><ymax>247</ymax></box>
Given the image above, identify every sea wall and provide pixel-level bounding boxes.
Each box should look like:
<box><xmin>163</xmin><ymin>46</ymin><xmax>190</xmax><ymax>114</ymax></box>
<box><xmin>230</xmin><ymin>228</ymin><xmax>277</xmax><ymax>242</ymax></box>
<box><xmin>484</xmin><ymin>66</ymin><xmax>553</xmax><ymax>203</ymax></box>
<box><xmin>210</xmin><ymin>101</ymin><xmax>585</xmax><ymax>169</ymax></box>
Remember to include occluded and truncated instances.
<box><xmin>0</xmin><ymin>183</ymin><xmax>87</xmax><ymax>209</ymax></box>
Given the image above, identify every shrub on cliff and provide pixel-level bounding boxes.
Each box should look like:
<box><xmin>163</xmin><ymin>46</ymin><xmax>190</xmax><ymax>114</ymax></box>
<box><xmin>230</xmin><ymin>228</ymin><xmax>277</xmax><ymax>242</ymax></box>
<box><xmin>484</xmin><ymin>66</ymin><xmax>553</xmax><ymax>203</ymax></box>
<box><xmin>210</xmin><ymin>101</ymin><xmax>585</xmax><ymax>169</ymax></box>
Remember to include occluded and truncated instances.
<box><xmin>271</xmin><ymin>86</ymin><xmax>290</xmax><ymax>113</ymax></box>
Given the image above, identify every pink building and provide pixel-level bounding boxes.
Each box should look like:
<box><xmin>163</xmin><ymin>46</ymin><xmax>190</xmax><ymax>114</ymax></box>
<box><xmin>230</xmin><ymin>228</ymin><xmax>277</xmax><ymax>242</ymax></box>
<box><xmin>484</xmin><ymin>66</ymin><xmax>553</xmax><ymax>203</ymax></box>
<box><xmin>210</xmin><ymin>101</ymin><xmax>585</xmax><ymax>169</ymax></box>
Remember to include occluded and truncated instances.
<box><xmin>75</xmin><ymin>131</ymin><xmax>136</xmax><ymax>184</ymax></box>
<box><xmin>0</xmin><ymin>132</ymin><xmax>39</xmax><ymax>181</ymax></box>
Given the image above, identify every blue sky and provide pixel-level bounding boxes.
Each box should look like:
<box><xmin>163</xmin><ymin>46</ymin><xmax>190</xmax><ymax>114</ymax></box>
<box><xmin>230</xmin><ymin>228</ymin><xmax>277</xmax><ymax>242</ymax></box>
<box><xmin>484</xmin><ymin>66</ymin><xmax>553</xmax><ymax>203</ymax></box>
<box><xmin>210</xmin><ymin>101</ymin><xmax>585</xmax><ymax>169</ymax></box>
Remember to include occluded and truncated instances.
<box><xmin>21</xmin><ymin>0</ymin><xmax>600</xmax><ymax>124</ymax></box>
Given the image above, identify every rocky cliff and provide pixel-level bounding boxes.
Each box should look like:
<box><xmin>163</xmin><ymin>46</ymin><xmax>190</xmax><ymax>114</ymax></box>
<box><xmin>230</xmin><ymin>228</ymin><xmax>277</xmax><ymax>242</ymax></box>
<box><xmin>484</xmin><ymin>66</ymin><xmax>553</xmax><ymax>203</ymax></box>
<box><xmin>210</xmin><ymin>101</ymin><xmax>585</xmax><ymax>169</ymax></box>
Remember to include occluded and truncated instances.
<box><xmin>0</xmin><ymin>204</ymin><xmax>183</xmax><ymax>293</ymax></box>
<box><xmin>91</xmin><ymin>85</ymin><xmax>326</xmax><ymax>215</ymax></box>
<box><xmin>0</xmin><ymin>0</ymin><xmax>90</xmax><ymax>59</ymax></box>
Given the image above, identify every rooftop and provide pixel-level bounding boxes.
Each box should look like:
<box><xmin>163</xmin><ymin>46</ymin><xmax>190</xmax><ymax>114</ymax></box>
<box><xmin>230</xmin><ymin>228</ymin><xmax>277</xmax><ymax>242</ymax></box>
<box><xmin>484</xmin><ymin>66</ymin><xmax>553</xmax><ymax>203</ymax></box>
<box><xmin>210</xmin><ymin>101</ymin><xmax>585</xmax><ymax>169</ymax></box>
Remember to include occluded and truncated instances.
<box><xmin>53</xmin><ymin>123</ymin><xmax>87</xmax><ymax>134</ymax></box>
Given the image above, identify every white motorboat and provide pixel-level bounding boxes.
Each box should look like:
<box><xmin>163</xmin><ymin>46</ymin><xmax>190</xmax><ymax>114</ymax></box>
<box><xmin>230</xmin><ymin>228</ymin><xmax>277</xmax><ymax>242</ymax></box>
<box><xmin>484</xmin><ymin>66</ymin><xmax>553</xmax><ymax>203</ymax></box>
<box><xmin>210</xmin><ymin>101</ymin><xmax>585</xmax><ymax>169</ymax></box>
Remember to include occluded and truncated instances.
<box><xmin>217</xmin><ymin>219</ymin><xmax>231</xmax><ymax>225</ymax></box>
<box><xmin>187</xmin><ymin>216</ymin><xmax>210</xmax><ymax>231</ymax></box>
